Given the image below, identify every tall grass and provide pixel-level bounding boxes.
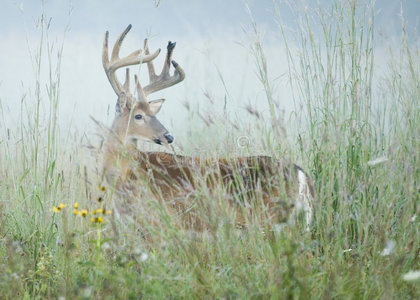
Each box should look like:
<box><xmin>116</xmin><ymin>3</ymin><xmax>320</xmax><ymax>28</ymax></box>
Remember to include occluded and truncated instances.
<box><xmin>1</xmin><ymin>0</ymin><xmax>419</xmax><ymax>298</ymax></box>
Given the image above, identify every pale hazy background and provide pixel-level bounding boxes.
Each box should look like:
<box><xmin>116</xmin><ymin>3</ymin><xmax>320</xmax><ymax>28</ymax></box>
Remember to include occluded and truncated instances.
<box><xmin>0</xmin><ymin>0</ymin><xmax>419</xmax><ymax>141</ymax></box>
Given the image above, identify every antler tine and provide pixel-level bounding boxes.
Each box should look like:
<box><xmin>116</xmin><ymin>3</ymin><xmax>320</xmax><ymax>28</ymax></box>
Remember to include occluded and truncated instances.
<box><xmin>143</xmin><ymin>40</ymin><xmax>186</xmax><ymax>96</ymax></box>
<box><xmin>123</xmin><ymin>68</ymin><xmax>130</xmax><ymax>91</ymax></box>
<box><xmin>103</xmin><ymin>25</ymin><xmax>161</xmax><ymax>96</ymax></box>
<box><xmin>111</xmin><ymin>24</ymin><xmax>132</xmax><ymax>62</ymax></box>
<box><xmin>102</xmin><ymin>31</ymin><xmax>110</xmax><ymax>70</ymax></box>
<box><xmin>103</xmin><ymin>30</ymin><xmax>122</xmax><ymax>95</ymax></box>
<box><xmin>144</xmin><ymin>39</ymin><xmax>157</xmax><ymax>82</ymax></box>
<box><xmin>110</xmin><ymin>25</ymin><xmax>161</xmax><ymax>70</ymax></box>
<box><xmin>134</xmin><ymin>74</ymin><xmax>148</xmax><ymax>103</ymax></box>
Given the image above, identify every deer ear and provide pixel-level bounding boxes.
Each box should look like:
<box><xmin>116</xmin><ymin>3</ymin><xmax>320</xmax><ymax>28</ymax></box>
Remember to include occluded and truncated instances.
<box><xmin>148</xmin><ymin>99</ymin><xmax>165</xmax><ymax>116</ymax></box>
<box><xmin>116</xmin><ymin>92</ymin><xmax>131</xmax><ymax>114</ymax></box>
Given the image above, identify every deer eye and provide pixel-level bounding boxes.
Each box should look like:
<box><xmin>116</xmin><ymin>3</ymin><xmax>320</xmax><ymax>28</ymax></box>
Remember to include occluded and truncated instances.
<box><xmin>134</xmin><ymin>114</ymin><xmax>142</xmax><ymax>120</ymax></box>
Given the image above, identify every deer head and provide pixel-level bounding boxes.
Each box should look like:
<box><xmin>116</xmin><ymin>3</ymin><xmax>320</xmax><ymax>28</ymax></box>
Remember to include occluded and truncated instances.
<box><xmin>102</xmin><ymin>25</ymin><xmax>185</xmax><ymax>145</ymax></box>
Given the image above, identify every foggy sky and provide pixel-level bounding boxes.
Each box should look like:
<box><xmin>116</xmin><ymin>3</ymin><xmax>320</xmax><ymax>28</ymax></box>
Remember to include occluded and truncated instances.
<box><xmin>0</xmin><ymin>0</ymin><xmax>419</xmax><ymax>136</ymax></box>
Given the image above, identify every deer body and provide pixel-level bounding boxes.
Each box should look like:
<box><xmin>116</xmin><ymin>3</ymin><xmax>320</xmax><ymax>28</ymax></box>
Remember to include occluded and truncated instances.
<box><xmin>102</xmin><ymin>25</ymin><xmax>314</xmax><ymax>231</ymax></box>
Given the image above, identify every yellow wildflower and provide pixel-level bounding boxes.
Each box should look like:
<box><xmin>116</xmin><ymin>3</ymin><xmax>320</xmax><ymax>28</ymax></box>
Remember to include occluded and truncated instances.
<box><xmin>91</xmin><ymin>210</ymin><xmax>97</xmax><ymax>215</ymax></box>
<box><xmin>52</xmin><ymin>203</ymin><xmax>66</xmax><ymax>213</ymax></box>
<box><xmin>91</xmin><ymin>208</ymin><xmax>112</xmax><ymax>215</ymax></box>
<box><xmin>79</xmin><ymin>209</ymin><xmax>88</xmax><ymax>217</ymax></box>
<box><xmin>98</xmin><ymin>186</ymin><xmax>107</xmax><ymax>192</ymax></box>
<box><xmin>73</xmin><ymin>202</ymin><xmax>79</xmax><ymax>209</ymax></box>
<box><xmin>90</xmin><ymin>217</ymin><xmax>104</xmax><ymax>223</ymax></box>
<box><xmin>73</xmin><ymin>209</ymin><xmax>78</xmax><ymax>215</ymax></box>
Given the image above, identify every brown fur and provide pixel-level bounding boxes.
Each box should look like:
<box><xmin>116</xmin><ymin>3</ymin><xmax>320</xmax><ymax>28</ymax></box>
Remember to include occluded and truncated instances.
<box><xmin>104</xmin><ymin>145</ymin><xmax>313</xmax><ymax>231</ymax></box>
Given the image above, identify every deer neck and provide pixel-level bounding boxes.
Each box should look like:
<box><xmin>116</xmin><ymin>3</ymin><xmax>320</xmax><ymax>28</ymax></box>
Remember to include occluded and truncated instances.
<box><xmin>103</xmin><ymin>125</ymin><xmax>145</xmax><ymax>187</ymax></box>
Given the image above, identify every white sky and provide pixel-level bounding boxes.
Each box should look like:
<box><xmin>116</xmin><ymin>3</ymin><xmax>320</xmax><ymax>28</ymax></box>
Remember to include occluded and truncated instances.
<box><xmin>0</xmin><ymin>0</ymin><xmax>419</xmax><ymax>141</ymax></box>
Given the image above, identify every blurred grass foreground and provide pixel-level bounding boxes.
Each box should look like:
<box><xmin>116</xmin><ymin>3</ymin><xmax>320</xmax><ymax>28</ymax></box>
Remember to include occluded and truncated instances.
<box><xmin>0</xmin><ymin>0</ymin><xmax>419</xmax><ymax>298</ymax></box>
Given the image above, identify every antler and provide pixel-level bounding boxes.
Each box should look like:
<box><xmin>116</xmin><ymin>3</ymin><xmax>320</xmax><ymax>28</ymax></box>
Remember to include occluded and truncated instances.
<box><xmin>102</xmin><ymin>24</ymin><xmax>160</xmax><ymax>96</ymax></box>
<box><xmin>143</xmin><ymin>39</ymin><xmax>185</xmax><ymax>95</ymax></box>
<box><xmin>103</xmin><ymin>25</ymin><xmax>186</xmax><ymax>102</ymax></box>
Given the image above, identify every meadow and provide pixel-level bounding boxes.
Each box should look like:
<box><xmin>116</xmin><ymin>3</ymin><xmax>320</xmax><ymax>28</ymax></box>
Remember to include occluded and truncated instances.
<box><xmin>0</xmin><ymin>1</ymin><xmax>419</xmax><ymax>299</ymax></box>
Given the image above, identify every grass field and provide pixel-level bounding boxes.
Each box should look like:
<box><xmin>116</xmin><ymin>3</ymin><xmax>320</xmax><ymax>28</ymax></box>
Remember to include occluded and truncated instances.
<box><xmin>0</xmin><ymin>0</ymin><xmax>419</xmax><ymax>299</ymax></box>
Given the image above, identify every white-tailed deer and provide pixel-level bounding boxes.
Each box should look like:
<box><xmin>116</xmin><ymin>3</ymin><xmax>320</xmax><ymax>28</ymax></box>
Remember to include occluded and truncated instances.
<box><xmin>102</xmin><ymin>25</ymin><xmax>314</xmax><ymax>233</ymax></box>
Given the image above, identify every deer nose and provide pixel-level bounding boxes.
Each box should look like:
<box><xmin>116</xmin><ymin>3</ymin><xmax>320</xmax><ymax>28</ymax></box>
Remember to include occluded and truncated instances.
<box><xmin>164</xmin><ymin>133</ymin><xmax>174</xmax><ymax>144</ymax></box>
